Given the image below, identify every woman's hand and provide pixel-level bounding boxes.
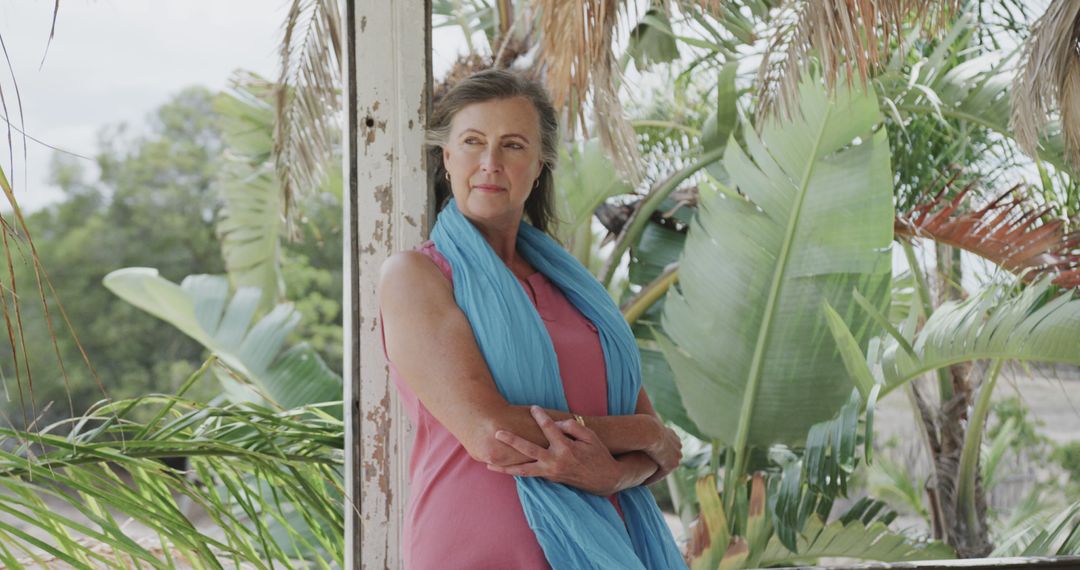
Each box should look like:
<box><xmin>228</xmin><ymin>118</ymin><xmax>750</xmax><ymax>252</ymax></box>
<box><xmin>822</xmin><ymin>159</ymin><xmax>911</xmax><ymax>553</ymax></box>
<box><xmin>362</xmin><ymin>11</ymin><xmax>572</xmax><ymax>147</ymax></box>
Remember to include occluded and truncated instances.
<box><xmin>642</xmin><ymin>418</ymin><xmax>682</xmax><ymax>485</ymax></box>
<box><xmin>485</xmin><ymin>406</ymin><xmax>625</xmax><ymax>496</ymax></box>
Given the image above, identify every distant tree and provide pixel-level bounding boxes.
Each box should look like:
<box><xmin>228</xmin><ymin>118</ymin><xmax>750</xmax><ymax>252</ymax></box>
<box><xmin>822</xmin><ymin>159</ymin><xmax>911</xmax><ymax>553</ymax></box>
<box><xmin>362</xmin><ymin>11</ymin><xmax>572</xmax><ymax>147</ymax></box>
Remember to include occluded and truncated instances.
<box><xmin>2</xmin><ymin>87</ymin><xmax>226</xmax><ymax>428</ymax></box>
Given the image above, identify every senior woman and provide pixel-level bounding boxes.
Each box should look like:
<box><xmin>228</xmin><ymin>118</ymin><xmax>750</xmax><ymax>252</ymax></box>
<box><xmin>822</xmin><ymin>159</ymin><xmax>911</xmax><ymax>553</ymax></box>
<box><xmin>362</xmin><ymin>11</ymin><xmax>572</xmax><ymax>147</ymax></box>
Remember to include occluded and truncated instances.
<box><xmin>379</xmin><ymin>69</ymin><xmax>687</xmax><ymax>569</ymax></box>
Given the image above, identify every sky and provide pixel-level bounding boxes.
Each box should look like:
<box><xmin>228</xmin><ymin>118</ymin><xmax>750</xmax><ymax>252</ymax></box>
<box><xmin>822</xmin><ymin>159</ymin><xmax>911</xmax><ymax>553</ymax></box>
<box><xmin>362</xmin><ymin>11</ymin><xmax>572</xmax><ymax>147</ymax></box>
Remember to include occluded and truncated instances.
<box><xmin>0</xmin><ymin>1</ymin><xmax>464</xmax><ymax>213</ymax></box>
<box><xmin>0</xmin><ymin>1</ymin><xmax>292</xmax><ymax>211</ymax></box>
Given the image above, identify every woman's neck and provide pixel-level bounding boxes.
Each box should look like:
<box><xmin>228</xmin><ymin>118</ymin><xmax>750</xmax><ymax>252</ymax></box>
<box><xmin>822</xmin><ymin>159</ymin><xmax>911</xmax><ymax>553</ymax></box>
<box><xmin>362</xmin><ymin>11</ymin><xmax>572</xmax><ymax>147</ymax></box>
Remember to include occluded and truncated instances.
<box><xmin>472</xmin><ymin>217</ymin><xmax>530</xmax><ymax>276</ymax></box>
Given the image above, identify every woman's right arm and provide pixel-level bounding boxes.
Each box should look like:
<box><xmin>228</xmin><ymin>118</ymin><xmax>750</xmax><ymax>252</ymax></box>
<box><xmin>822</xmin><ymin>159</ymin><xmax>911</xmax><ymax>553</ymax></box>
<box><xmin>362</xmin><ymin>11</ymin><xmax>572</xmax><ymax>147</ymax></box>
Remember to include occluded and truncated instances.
<box><xmin>378</xmin><ymin>251</ymin><xmax>662</xmax><ymax>465</ymax></box>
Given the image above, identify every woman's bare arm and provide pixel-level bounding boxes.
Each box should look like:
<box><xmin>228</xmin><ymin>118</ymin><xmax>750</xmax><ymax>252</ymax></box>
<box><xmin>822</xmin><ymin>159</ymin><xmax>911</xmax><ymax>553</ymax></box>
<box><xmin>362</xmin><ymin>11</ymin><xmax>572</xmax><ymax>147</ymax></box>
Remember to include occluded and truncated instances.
<box><xmin>378</xmin><ymin>251</ymin><xmax>663</xmax><ymax>465</ymax></box>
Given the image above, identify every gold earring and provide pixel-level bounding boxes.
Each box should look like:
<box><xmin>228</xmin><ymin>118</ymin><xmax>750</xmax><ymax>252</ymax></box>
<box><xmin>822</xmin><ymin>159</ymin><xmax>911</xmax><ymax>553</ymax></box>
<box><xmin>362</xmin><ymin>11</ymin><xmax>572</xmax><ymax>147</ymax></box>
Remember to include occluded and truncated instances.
<box><xmin>532</xmin><ymin>178</ymin><xmax>540</xmax><ymax>190</ymax></box>
<box><xmin>445</xmin><ymin>171</ymin><xmax>450</xmax><ymax>181</ymax></box>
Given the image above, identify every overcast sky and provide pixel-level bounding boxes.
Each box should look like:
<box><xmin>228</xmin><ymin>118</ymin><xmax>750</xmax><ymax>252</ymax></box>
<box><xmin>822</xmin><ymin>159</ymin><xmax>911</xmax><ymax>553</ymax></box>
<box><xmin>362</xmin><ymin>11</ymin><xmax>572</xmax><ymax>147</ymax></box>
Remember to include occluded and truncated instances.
<box><xmin>0</xmin><ymin>1</ymin><xmax>287</xmax><ymax>211</ymax></box>
<box><xmin>0</xmin><ymin>1</ymin><xmax>464</xmax><ymax>213</ymax></box>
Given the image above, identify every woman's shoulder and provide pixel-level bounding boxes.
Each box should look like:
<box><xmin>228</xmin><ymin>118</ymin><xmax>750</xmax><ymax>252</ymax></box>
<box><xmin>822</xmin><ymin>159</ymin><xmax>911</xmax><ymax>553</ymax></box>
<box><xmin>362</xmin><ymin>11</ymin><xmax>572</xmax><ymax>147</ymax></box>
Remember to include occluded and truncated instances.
<box><xmin>378</xmin><ymin>241</ymin><xmax>453</xmax><ymax>303</ymax></box>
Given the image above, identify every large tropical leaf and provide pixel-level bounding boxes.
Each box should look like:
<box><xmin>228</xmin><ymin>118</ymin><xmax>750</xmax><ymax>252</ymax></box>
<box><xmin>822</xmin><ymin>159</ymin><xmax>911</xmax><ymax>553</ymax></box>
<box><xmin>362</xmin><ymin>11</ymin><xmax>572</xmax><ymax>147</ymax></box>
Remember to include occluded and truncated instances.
<box><xmin>657</xmin><ymin>75</ymin><xmax>894</xmax><ymax>457</ymax></box>
<box><xmin>214</xmin><ymin>72</ymin><xmax>284</xmax><ymax>313</ymax></box>
<box><xmin>102</xmin><ymin>268</ymin><xmax>342</xmax><ymax>417</ymax></box>
<box><xmin>877</xmin><ymin>278</ymin><xmax>1080</xmax><ymax>392</ymax></box>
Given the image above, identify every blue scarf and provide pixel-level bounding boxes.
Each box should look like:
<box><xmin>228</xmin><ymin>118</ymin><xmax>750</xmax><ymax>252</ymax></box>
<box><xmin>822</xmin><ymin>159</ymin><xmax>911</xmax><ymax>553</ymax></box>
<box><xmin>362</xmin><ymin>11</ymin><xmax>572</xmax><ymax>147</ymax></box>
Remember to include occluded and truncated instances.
<box><xmin>431</xmin><ymin>199</ymin><xmax>686</xmax><ymax>569</ymax></box>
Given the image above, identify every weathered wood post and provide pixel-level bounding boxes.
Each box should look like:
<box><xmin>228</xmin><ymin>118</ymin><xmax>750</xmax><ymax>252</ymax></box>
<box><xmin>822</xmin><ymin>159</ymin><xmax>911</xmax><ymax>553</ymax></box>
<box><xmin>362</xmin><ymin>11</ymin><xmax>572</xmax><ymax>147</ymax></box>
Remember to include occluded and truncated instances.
<box><xmin>345</xmin><ymin>0</ymin><xmax>432</xmax><ymax>567</ymax></box>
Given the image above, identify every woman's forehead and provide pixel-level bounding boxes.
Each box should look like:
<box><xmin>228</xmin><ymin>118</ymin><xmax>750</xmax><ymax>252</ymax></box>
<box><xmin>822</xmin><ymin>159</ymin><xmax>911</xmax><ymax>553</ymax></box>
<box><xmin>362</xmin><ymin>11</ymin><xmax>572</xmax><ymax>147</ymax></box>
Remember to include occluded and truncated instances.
<box><xmin>451</xmin><ymin>97</ymin><xmax>540</xmax><ymax>135</ymax></box>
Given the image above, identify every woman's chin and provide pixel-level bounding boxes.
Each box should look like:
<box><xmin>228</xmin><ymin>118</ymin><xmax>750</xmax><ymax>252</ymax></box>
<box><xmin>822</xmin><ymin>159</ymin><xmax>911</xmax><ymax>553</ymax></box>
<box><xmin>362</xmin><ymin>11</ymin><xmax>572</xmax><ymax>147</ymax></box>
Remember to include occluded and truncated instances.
<box><xmin>460</xmin><ymin>198</ymin><xmax>521</xmax><ymax>227</ymax></box>
<box><xmin>465</xmin><ymin>195</ymin><xmax>511</xmax><ymax>214</ymax></box>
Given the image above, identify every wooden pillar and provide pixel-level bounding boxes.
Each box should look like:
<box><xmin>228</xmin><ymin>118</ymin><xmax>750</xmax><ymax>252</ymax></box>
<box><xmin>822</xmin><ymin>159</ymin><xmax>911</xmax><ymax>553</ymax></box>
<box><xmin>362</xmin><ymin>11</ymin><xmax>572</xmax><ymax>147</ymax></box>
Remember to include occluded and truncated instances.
<box><xmin>344</xmin><ymin>0</ymin><xmax>432</xmax><ymax>567</ymax></box>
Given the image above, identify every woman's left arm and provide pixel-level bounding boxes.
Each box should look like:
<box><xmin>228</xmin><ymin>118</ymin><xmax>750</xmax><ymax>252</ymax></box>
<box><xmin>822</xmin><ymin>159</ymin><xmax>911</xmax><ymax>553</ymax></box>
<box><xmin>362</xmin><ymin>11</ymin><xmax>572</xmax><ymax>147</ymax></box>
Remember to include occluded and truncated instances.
<box><xmin>487</xmin><ymin>406</ymin><xmax>658</xmax><ymax>495</ymax></box>
<box><xmin>633</xmin><ymin>387</ymin><xmax>682</xmax><ymax>486</ymax></box>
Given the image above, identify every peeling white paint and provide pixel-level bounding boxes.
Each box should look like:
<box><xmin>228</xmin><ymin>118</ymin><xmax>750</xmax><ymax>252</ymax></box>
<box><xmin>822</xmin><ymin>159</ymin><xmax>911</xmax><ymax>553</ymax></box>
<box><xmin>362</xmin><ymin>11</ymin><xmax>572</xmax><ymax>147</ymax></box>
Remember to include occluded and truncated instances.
<box><xmin>346</xmin><ymin>1</ymin><xmax>431</xmax><ymax>568</ymax></box>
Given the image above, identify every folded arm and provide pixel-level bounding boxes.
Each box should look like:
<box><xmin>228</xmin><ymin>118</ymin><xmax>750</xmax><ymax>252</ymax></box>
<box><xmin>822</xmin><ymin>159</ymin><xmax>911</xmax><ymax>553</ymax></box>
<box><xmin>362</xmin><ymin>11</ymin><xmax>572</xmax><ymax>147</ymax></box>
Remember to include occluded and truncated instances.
<box><xmin>378</xmin><ymin>252</ymin><xmax>670</xmax><ymax>468</ymax></box>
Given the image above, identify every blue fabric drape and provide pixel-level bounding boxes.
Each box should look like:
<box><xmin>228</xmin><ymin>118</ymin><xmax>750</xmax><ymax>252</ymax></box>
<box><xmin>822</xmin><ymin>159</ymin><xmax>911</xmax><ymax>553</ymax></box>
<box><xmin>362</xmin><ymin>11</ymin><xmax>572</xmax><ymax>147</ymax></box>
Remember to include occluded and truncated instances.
<box><xmin>431</xmin><ymin>199</ymin><xmax>687</xmax><ymax>569</ymax></box>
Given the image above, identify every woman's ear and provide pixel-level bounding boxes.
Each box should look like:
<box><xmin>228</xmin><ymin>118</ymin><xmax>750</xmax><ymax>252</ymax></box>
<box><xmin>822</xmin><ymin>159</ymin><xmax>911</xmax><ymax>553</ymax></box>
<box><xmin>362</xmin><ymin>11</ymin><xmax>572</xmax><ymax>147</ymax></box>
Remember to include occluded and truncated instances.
<box><xmin>443</xmin><ymin>147</ymin><xmax>451</xmax><ymax>164</ymax></box>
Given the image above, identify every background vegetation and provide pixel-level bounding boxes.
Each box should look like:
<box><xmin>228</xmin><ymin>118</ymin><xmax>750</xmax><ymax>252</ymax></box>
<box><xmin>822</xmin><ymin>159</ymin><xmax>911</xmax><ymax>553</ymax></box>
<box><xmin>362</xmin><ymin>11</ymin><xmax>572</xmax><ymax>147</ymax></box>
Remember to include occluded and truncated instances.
<box><xmin>1</xmin><ymin>0</ymin><xmax>1080</xmax><ymax>567</ymax></box>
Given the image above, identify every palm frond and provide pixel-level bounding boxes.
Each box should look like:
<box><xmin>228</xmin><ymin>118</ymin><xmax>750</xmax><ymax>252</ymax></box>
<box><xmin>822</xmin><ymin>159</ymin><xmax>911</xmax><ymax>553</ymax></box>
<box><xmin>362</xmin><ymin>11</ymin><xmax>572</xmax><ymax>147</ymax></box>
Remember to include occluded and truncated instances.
<box><xmin>0</xmin><ymin>163</ymin><xmax>105</xmax><ymax>432</ymax></box>
<box><xmin>534</xmin><ymin>0</ymin><xmax>642</xmax><ymax>183</ymax></box>
<box><xmin>275</xmin><ymin>0</ymin><xmax>343</xmax><ymax>232</ymax></box>
<box><xmin>757</xmin><ymin>512</ymin><xmax>953</xmax><ymax>565</ymax></box>
<box><xmin>878</xmin><ymin>277</ymin><xmax>1080</xmax><ymax>391</ymax></box>
<box><xmin>1011</xmin><ymin>0</ymin><xmax>1080</xmax><ymax>166</ymax></box>
<box><xmin>896</xmin><ymin>184</ymin><xmax>1080</xmax><ymax>288</ymax></box>
<box><xmin>0</xmin><ymin>387</ymin><xmax>344</xmax><ymax>566</ymax></box>
<box><xmin>757</xmin><ymin>0</ymin><xmax>963</xmax><ymax>121</ymax></box>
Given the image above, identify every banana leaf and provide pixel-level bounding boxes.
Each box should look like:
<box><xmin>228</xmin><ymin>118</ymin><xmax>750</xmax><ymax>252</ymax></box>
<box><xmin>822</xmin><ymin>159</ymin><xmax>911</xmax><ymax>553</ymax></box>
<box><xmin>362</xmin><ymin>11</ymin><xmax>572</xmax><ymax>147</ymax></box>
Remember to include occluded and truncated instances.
<box><xmin>103</xmin><ymin>268</ymin><xmax>342</xmax><ymax>418</ymax></box>
<box><xmin>656</xmin><ymin>74</ymin><xmax>894</xmax><ymax>461</ymax></box>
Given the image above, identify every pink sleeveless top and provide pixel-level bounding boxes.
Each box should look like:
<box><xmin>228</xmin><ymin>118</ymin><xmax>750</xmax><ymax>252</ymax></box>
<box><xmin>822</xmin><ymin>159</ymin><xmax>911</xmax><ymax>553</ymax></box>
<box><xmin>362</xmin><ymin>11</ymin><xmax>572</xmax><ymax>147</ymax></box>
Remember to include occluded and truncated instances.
<box><xmin>381</xmin><ymin>240</ymin><xmax>620</xmax><ymax>569</ymax></box>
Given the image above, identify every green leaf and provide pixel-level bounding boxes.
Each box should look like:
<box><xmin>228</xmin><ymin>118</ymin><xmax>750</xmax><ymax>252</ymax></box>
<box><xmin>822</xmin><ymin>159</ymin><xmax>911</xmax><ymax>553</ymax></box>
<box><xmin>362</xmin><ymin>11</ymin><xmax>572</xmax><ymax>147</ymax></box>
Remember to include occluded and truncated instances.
<box><xmin>770</xmin><ymin>387</ymin><xmax>870</xmax><ymax>551</ymax></box>
<box><xmin>888</xmin><ymin>44</ymin><xmax>1077</xmax><ymax>179</ymax></box>
<box><xmin>103</xmin><ymin>268</ymin><xmax>342</xmax><ymax>417</ymax></box>
<box><xmin>640</xmin><ymin>346</ymin><xmax>707</xmax><ymax>441</ymax></box>
<box><xmin>626</xmin><ymin>9</ymin><xmax>680</xmax><ymax>72</ymax></box>
<box><xmin>702</xmin><ymin>62</ymin><xmax>739</xmax><ymax>183</ymax></box>
<box><xmin>880</xmin><ymin>278</ymin><xmax>1080</xmax><ymax>392</ymax></box>
<box><xmin>0</xmin><ymin>395</ymin><xmax>344</xmax><ymax>565</ymax></box>
<box><xmin>1019</xmin><ymin>501</ymin><xmax>1080</xmax><ymax>556</ymax></box>
<box><xmin>553</xmin><ymin>139</ymin><xmax>634</xmax><ymax>246</ymax></box>
<box><xmin>758</xmin><ymin>514</ymin><xmax>954</xmax><ymax>565</ymax></box>
<box><xmin>214</xmin><ymin>72</ymin><xmax>284</xmax><ymax>313</ymax></box>
<box><xmin>822</xmin><ymin>300</ymin><xmax>877</xmax><ymax>400</ymax></box>
<box><xmin>657</xmin><ymin>74</ymin><xmax>894</xmax><ymax>457</ymax></box>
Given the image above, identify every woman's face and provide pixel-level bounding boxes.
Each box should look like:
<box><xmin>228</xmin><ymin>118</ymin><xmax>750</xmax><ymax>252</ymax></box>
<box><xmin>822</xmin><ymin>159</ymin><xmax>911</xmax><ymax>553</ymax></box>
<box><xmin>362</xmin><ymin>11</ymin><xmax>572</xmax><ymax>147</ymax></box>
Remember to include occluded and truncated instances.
<box><xmin>443</xmin><ymin>97</ymin><xmax>544</xmax><ymax>229</ymax></box>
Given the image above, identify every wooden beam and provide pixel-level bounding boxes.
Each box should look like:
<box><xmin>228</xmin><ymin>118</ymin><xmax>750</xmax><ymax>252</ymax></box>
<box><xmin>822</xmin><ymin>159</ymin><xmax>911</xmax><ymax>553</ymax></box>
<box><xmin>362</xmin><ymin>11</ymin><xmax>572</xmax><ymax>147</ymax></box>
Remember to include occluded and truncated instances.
<box><xmin>345</xmin><ymin>0</ymin><xmax>432</xmax><ymax>567</ymax></box>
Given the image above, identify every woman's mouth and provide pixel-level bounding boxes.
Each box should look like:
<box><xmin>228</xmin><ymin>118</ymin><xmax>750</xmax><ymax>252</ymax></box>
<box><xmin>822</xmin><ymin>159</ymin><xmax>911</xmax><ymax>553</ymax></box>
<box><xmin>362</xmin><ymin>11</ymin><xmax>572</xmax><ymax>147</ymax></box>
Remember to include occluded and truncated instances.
<box><xmin>473</xmin><ymin>184</ymin><xmax>506</xmax><ymax>193</ymax></box>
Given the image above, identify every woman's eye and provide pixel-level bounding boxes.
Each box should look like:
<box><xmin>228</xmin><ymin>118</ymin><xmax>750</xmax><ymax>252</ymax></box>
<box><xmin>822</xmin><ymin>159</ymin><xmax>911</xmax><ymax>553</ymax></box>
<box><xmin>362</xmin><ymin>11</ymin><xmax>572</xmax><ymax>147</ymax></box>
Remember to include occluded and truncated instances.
<box><xmin>464</xmin><ymin>138</ymin><xmax>481</xmax><ymax>145</ymax></box>
<box><xmin>506</xmin><ymin>143</ymin><xmax>524</xmax><ymax>150</ymax></box>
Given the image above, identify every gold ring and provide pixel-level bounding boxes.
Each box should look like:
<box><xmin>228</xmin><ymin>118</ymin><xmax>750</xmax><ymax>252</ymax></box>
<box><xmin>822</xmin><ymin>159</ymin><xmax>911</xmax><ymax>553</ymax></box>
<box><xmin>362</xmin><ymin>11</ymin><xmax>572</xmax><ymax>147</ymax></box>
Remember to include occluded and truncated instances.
<box><xmin>573</xmin><ymin>414</ymin><xmax>586</xmax><ymax>428</ymax></box>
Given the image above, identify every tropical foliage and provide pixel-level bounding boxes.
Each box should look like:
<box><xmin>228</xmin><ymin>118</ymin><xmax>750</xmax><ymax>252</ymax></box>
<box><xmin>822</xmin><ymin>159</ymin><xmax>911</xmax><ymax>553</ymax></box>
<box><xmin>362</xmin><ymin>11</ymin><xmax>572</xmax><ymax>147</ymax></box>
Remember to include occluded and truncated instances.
<box><xmin>4</xmin><ymin>0</ymin><xmax>1080</xmax><ymax>565</ymax></box>
<box><xmin>426</xmin><ymin>0</ymin><xmax>1080</xmax><ymax>565</ymax></box>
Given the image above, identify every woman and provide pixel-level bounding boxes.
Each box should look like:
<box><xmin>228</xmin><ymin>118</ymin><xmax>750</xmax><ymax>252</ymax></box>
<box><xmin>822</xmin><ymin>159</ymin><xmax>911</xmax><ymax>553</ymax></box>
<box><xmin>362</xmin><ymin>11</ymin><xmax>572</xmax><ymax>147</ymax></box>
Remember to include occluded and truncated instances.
<box><xmin>379</xmin><ymin>69</ymin><xmax>686</xmax><ymax>569</ymax></box>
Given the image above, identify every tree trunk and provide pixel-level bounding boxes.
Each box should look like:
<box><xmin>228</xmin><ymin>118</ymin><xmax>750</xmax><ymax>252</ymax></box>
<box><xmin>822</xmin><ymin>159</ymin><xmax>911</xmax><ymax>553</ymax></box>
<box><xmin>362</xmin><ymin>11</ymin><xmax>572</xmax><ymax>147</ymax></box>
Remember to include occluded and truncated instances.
<box><xmin>928</xmin><ymin>362</ymin><xmax>993</xmax><ymax>558</ymax></box>
<box><xmin>919</xmin><ymin>244</ymin><xmax>993</xmax><ymax>558</ymax></box>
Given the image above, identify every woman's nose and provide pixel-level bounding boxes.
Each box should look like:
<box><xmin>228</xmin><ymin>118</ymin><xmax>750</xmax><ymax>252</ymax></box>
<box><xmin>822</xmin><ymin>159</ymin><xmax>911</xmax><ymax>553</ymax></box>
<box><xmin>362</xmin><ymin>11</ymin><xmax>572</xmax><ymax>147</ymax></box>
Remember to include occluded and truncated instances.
<box><xmin>480</xmin><ymin>146</ymin><xmax>503</xmax><ymax>172</ymax></box>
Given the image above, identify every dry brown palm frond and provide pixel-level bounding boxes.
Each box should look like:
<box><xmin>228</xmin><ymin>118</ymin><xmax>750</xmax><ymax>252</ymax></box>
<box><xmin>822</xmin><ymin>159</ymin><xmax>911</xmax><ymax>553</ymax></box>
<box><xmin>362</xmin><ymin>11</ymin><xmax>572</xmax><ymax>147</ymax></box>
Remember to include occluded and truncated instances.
<box><xmin>535</xmin><ymin>0</ymin><xmax>611</xmax><ymax>118</ymax></box>
<box><xmin>1010</xmin><ymin>0</ymin><xmax>1080</xmax><ymax>167</ymax></box>
<box><xmin>534</xmin><ymin>0</ymin><xmax>642</xmax><ymax>184</ymax></box>
<box><xmin>757</xmin><ymin>0</ymin><xmax>963</xmax><ymax>122</ymax></box>
<box><xmin>896</xmin><ymin>184</ymin><xmax>1080</xmax><ymax>289</ymax></box>
<box><xmin>591</xmin><ymin>61</ymin><xmax>643</xmax><ymax>184</ymax></box>
<box><xmin>275</xmin><ymin>0</ymin><xmax>343</xmax><ymax>234</ymax></box>
<box><xmin>0</xmin><ymin>167</ymin><xmax>107</xmax><ymax>433</ymax></box>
